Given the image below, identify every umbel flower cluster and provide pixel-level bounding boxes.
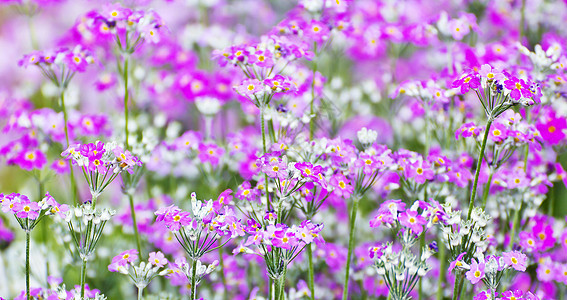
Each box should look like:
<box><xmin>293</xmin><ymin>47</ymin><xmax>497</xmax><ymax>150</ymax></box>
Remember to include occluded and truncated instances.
<box><xmin>2</xmin><ymin>0</ymin><xmax>567</xmax><ymax>300</ymax></box>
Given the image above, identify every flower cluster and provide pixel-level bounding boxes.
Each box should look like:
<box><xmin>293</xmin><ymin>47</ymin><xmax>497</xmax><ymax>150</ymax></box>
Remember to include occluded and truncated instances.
<box><xmin>1</xmin><ymin>192</ymin><xmax>65</xmax><ymax>231</ymax></box>
<box><xmin>62</xmin><ymin>141</ymin><xmax>141</xmax><ymax>198</ymax></box>
<box><xmin>72</xmin><ymin>3</ymin><xmax>167</xmax><ymax>51</ymax></box>
<box><xmin>19</xmin><ymin>45</ymin><xmax>94</xmax><ymax>87</ymax></box>
<box><xmin>63</xmin><ymin>203</ymin><xmax>116</xmax><ymax>260</ymax></box>
<box><xmin>108</xmin><ymin>249</ymin><xmax>169</xmax><ymax>291</ymax></box>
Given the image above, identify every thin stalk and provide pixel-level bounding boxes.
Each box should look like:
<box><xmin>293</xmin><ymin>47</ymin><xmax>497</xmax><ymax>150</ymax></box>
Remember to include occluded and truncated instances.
<box><xmin>467</xmin><ymin>119</ymin><xmax>493</xmax><ymax>220</ymax></box>
<box><xmin>342</xmin><ymin>197</ymin><xmax>359</xmax><ymax>300</ymax></box>
<box><xmin>80</xmin><ymin>258</ymin><xmax>87</xmax><ymax>299</ymax></box>
<box><xmin>260</xmin><ymin>106</ymin><xmax>270</xmax><ymax>208</ymax></box>
<box><xmin>481</xmin><ymin>171</ymin><xmax>493</xmax><ymax>210</ymax></box>
<box><xmin>219</xmin><ymin>246</ymin><xmax>228</xmax><ymax>300</ymax></box>
<box><xmin>269</xmin><ymin>278</ymin><xmax>273</xmax><ymax>300</ymax></box>
<box><xmin>138</xmin><ymin>287</ymin><xmax>143</xmax><ymax>300</ymax></box>
<box><xmin>27</xmin><ymin>15</ymin><xmax>38</xmax><ymax>50</ymax></box>
<box><xmin>547</xmin><ymin>186</ymin><xmax>555</xmax><ymax>216</ymax></box>
<box><xmin>452</xmin><ymin>276</ymin><xmax>463</xmax><ymax>300</ymax></box>
<box><xmin>278</xmin><ymin>268</ymin><xmax>287</xmax><ymax>300</ymax></box>
<box><xmin>509</xmin><ymin>201</ymin><xmax>523</xmax><ymax>250</ymax></box>
<box><xmin>60</xmin><ymin>90</ymin><xmax>79</xmax><ymax>205</ymax></box>
<box><xmin>128</xmin><ymin>193</ymin><xmax>143</xmax><ymax>258</ymax></box>
<box><xmin>307</xmin><ymin>243</ymin><xmax>315</xmax><ymax>300</ymax></box>
<box><xmin>436</xmin><ymin>243</ymin><xmax>446</xmax><ymax>300</ymax></box>
<box><xmin>123</xmin><ymin>58</ymin><xmax>130</xmax><ymax>150</ymax></box>
<box><xmin>26</xmin><ymin>229</ymin><xmax>30</xmax><ymax>300</ymax></box>
<box><xmin>191</xmin><ymin>259</ymin><xmax>198</xmax><ymax>300</ymax></box>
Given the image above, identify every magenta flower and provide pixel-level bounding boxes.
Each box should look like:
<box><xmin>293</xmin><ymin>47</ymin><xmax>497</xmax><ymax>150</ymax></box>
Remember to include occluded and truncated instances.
<box><xmin>329</xmin><ymin>173</ymin><xmax>354</xmax><ymax>198</ymax></box>
<box><xmin>488</xmin><ymin>122</ymin><xmax>509</xmax><ymax>143</ymax></box>
<box><xmin>452</xmin><ymin>72</ymin><xmax>481</xmax><ymax>94</ymax></box>
<box><xmin>405</xmin><ymin>160</ymin><xmax>434</xmax><ymax>184</ymax></box>
<box><xmin>502</xmin><ymin>251</ymin><xmax>528</xmax><ymax>272</ymax></box>
<box><xmin>112</xmin><ymin>249</ymin><xmax>138</xmax><ymax>266</ymax></box>
<box><xmin>456</xmin><ymin>122</ymin><xmax>482</xmax><ymax>140</ymax></box>
<box><xmin>198</xmin><ymin>142</ymin><xmax>225</xmax><ymax>167</ymax></box>
<box><xmin>536</xmin><ymin>112</ymin><xmax>566</xmax><ymax>145</ymax></box>
<box><xmin>500</xmin><ymin>290</ymin><xmax>526</xmax><ymax>300</ymax></box>
<box><xmin>398</xmin><ymin>210</ymin><xmax>426</xmax><ymax>235</ymax></box>
<box><xmin>504</xmin><ymin>77</ymin><xmax>532</xmax><ymax>102</ymax></box>
<box><xmin>448</xmin><ymin>252</ymin><xmax>467</xmax><ymax>273</ymax></box>
<box><xmin>465</xmin><ymin>259</ymin><xmax>486</xmax><ymax>284</ymax></box>
<box><xmin>163</xmin><ymin>211</ymin><xmax>192</xmax><ymax>231</ymax></box>
<box><xmin>13</xmin><ymin>200</ymin><xmax>40</xmax><ymax>220</ymax></box>
<box><xmin>234</xmin><ymin>79</ymin><xmax>264</xmax><ymax>98</ymax></box>
<box><xmin>294</xmin><ymin>162</ymin><xmax>322</xmax><ymax>181</ymax></box>
<box><xmin>15</xmin><ymin>149</ymin><xmax>47</xmax><ymax>171</ymax></box>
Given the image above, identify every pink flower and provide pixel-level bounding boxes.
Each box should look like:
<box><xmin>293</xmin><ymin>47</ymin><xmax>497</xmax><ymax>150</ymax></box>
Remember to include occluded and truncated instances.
<box><xmin>465</xmin><ymin>259</ymin><xmax>486</xmax><ymax>284</ymax></box>
<box><xmin>13</xmin><ymin>200</ymin><xmax>40</xmax><ymax>219</ymax></box>
<box><xmin>234</xmin><ymin>79</ymin><xmax>264</xmax><ymax>98</ymax></box>
<box><xmin>452</xmin><ymin>72</ymin><xmax>480</xmax><ymax>94</ymax></box>
<box><xmin>536</xmin><ymin>112</ymin><xmax>566</xmax><ymax>145</ymax></box>
<box><xmin>111</xmin><ymin>249</ymin><xmax>138</xmax><ymax>266</ymax></box>
<box><xmin>149</xmin><ymin>251</ymin><xmax>168</xmax><ymax>268</ymax></box>
<box><xmin>398</xmin><ymin>210</ymin><xmax>426</xmax><ymax>235</ymax></box>
<box><xmin>478</xmin><ymin>64</ymin><xmax>504</xmax><ymax>81</ymax></box>
<box><xmin>502</xmin><ymin>251</ymin><xmax>528</xmax><ymax>272</ymax></box>
<box><xmin>329</xmin><ymin>173</ymin><xmax>354</xmax><ymax>198</ymax></box>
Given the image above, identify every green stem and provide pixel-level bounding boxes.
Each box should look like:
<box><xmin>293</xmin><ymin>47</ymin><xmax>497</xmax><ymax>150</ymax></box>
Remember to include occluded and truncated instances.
<box><xmin>307</xmin><ymin>243</ymin><xmax>315</xmax><ymax>300</ymax></box>
<box><xmin>273</xmin><ymin>277</ymin><xmax>278</xmax><ymax>300</ymax></box>
<box><xmin>138</xmin><ymin>286</ymin><xmax>143</xmax><ymax>300</ymax></box>
<box><xmin>191</xmin><ymin>259</ymin><xmax>198</xmax><ymax>300</ymax></box>
<box><xmin>278</xmin><ymin>268</ymin><xmax>287</xmax><ymax>300</ymax></box>
<box><xmin>269</xmin><ymin>278</ymin><xmax>273</xmax><ymax>300</ymax></box>
<box><xmin>509</xmin><ymin>201</ymin><xmax>523</xmax><ymax>250</ymax></box>
<box><xmin>26</xmin><ymin>229</ymin><xmax>30</xmax><ymax>300</ymax></box>
<box><xmin>80</xmin><ymin>258</ymin><xmax>87</xmax><ymax>299</ymax></box>
<box><xmin>27</xmin><ymin>15</ymin><xmax>38</xmax><ymax>50</ymax></box>
<box><xmin>547</xmin><ymin>186</ymin><xmax>555</xmax><ymax>216</ymax></box>
<box><xmin>123</xmin><ymin>58</ymin><xmax>130</xmax><ymax>150</ymax></box>
<box><xmin>342</xmin><ymin>197</ymin><xmax>359</xmax><ymax>300</ymax></box>
<box><xmin>452</xmin><ymin>275</ymin><xmax>463</xmax><ymax>300</ymax></box>
<box><xmin>481</xmin><ymin>171</ymin><xmax>493</xmax><ymax>210</ymax></box>
<box><xmin>128</xmin><ymin>193</ymin><xmax>143</xmax><ymax>258</ymax></box>
<box><xmin>260</xmin><ymin>106</ymin><xmax>270</xmax><ymax>209</ymax></box>
<box><xmin>467</xmin><ymin>119</ymin><xmax>493</xmax><ymax>220</ymax></box>
<box><xmin>436</xmin><ymin>242</ymin><xmax>446</xmax><ymax>300</ymax></box>
<box><xmin>60</xmin><ymin>90</ymin><xmax>79</xmax><ymax>205</ymax></box>
<box><xmin>219</xmin><ymin>247</ymin><xmax>228</xmax><ymax>300</ymax></box>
